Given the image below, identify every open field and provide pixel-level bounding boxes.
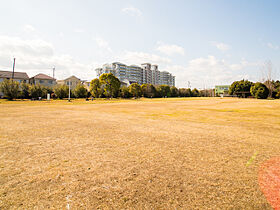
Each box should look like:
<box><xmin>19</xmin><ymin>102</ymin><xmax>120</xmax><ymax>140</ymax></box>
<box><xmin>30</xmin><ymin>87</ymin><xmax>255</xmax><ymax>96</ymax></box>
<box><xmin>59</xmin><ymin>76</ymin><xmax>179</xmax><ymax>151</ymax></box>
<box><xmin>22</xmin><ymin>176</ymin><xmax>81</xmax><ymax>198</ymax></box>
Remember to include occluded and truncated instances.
<box><xmin>0</xmin><ymin>98</ymin><xmax>280</xmax><ymax>209</ymax></box>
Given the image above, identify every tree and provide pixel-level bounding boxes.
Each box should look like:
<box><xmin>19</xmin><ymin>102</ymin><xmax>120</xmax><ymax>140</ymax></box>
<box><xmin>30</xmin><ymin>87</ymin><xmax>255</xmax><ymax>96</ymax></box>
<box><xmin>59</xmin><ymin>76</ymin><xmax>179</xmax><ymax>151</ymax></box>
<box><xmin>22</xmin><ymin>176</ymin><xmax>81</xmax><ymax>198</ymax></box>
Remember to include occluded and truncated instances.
<box><xmin>179</xmin><ymin>88</ymin><xmax>191</xmax><ymax>97</ymax></box>
<box><xmin>129</xmin><ymin>83</ymin><xmax>142</xmax><ymax>98</ymax></box>
<box><xmin>29</xmin><ymin>84</ymin><xmax>44</xmax><ymax>99</ymax></box>
<box><xmin>191</xmin><ymin>88</ymin><xmax>200</xmax><ymax>97</ymax></box>
<box><xmin>0</xmin><ymin>79</ymin><xmax>20</xmax><ymax>100</ymax></box>
<box><xmin>261</xmin><ymin>61</ymin><xmax>275</xmax><ymax>98</ymax></box>
<box><xmin>73</xmin><ymin>84</ymin><xmax>88</xmax><ymax>98</ymax></box>
<box><xmin>229</xmin><ymin>80</ymin><xmax>253</xmax><ymax>97</ymax></box>
<box><xmin>141</xmin><ymin>84</ymin><xmax>157</xmax><ymax>98</ymax></box>
<box><xmin>90</xmin><ymin>78</ymin><xmax>102</xmax><ymax>98</ymax></box>
<box><xmin>170</xmin><ymin>86</ymin><xmax>179</xmax><ymax>97</ymax></box>
<box><xmin>54</xmin><ymin>85</ymin><xmax>68</xmax><ymax>99</ymax></box>
<box><xmin>156</xmin><ymin>85</ymin><xmax>171</xmax><ymax>97</ymax></box>
<box><xmin>120</xmin><ymin>86</ymin><xmax>131</xmax><ymax>98</ymax></box>
<box><xmin>250</xmin><ymin>82</ymin><xmax>269</xmax><ymax>99</ymax></box>
<box><xmin>42</xmin><ymin>86</ymin><xmax>54</xmax><ymax>98</ymax></box>
<box><xmin>20</xmin><ymin>82</ymin><xmax>30</xmax><ymax>99</ymax></box>
<box><xmin>276</xmin><ymin>90</ymin><xmax>280</xmax><ymax>99</ymax></box>
<box><xmin>264</xmin><ymin>80</ymin><xmax>280</xmax><ymax>98</ymax></box>
<box><xmin>99</xmin><ymin>73</ymin><xmax>121</xmax><ymax>98</ymax></box>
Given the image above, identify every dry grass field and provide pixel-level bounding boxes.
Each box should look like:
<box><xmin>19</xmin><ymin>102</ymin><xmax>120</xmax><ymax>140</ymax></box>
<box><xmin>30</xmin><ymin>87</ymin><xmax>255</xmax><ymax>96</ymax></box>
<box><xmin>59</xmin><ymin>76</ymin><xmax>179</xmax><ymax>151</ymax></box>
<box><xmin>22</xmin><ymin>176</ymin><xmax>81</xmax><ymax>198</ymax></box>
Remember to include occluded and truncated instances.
<box><xmin>0</xmin><ymin>98</ymin><xmax>280</xmax><ymax>209</ymax></box>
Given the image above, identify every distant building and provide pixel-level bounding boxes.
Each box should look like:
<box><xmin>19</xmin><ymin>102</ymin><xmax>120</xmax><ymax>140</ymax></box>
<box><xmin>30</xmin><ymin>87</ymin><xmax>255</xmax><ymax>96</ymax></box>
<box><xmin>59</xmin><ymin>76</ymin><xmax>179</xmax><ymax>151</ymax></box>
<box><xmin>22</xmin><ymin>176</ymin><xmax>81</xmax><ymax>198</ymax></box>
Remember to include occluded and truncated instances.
<box><xmin>29</xmin><ymin>73</ymin><xmax>56</xmax><ymax>87</ymax></box>
<box><xmin>0</xmin><ymin>70</ymin><xmax>30</xmax><ymax>97</ymax></box>
<box><xmin>95</xmin><ymin>62</ymin><xmax>175</xmax><ymax>86</ymax></box>
<box><xmin>0</xmin><ymin>70</ymin><xmax>29</xmax><ymax>83</ymax></box>
<box><xmin>215</xmin><ymin>85</ymin><xmax>230</xmax><ymax>96</ymax></box>
<box><xmin>57</xmin><ymin>75</ymin><xmax>82</xmax><ymax>90</ymax></box>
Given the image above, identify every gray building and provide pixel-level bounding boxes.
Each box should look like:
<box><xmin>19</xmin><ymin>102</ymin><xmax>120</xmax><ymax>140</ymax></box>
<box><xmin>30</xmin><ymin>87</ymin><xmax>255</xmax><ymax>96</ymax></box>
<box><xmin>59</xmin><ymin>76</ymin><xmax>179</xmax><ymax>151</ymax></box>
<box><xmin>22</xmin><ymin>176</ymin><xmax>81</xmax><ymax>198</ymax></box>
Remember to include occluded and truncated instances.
<box><xmin>0</xmin><ymin>70</ymin><xmax>29</xmax><ymax>83</ymax></box>
<box><xmin>29</xmin><ymin>73</ymin><xmax>56</xmax><ymax>87</ymax></box>
<box><xmin>96</xmin><ymin>62</ymin><xmax>175</xmax><ymax>86</ymax></box>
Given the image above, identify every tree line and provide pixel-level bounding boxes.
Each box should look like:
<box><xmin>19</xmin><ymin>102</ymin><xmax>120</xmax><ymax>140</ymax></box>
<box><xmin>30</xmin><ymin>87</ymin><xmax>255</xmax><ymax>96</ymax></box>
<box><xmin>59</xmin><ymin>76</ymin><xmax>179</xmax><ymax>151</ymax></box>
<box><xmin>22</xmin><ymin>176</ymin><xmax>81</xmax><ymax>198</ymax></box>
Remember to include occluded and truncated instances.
<box><xmin>89</xmin><ymin>73</ymin><xmax>201</xmax><ymax>99</ymax></box>
<box><xmin>0</xmin><ymin>79</ymin><xmax>89</xmax><ymax>100</ymax></box>
<box><xmin>3</xmin><ymin>73</ymin><xmax>278</xmax><ymax>100</ymax></box>
<box><xmin>0</xmin><ymin>73</ymin><xmax>201</xmax><ymax>100</ymax></box>
<box><xmin>229</xmin><ymin>79</ymin><xmax>280</xmax><ymax>99</ymax></box>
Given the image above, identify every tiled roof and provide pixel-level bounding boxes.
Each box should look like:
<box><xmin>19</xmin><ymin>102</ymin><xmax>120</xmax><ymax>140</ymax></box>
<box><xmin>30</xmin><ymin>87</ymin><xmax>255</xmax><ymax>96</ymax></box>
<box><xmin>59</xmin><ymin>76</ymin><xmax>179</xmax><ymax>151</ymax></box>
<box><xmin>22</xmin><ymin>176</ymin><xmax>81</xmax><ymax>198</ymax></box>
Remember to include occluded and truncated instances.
<box><xmin>0</xmin><ymin>70</ymin><xmax>29</xmax><ymax>79</ymax></box>
<box><xmin>65</xmin><ymin>75</ymin><xmax>81</xmax><ymax>81</ymax></box>
<box><xmin>31</xmin><ymin>73</ymin><xmax>55</xmax><ymax>80</ymax></box>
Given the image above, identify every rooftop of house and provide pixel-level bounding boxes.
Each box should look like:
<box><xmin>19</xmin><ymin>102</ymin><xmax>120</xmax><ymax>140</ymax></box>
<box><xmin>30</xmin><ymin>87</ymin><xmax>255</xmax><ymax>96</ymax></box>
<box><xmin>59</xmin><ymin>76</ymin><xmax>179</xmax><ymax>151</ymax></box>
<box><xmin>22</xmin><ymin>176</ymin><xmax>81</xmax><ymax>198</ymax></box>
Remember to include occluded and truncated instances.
<box><xmin>31</xmin><ymin>73</ymin><xmax>56</xmax><ymax>80</ymax></box>
<box><xmin>0</xmin><ymin>70</ymin><xmax>29</xmax><ymax>80</ymax></box>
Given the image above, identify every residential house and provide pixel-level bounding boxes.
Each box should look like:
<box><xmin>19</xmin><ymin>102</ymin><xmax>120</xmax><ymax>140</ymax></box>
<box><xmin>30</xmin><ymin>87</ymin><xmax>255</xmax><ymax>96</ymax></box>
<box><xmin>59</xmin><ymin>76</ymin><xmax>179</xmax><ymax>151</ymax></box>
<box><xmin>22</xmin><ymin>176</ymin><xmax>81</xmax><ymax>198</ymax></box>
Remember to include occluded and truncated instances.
<box><xmin>0</xmin><ymin>70</ymin><xmax>29</xmax><ymax>83</ymax></box>
<box><xmin>0</xmin><ymin>70</ymin><xmax>29</xmax><ymax>97</ymax></box>
<box><xmin>29</xmin><ymin>73</ymin><xmax>56</xmax><ymax>87</ymax></box>
<box><xmin>57</xmin><ymin>75</ymin><xmax>81</xmax><ymax>90</ymax></box>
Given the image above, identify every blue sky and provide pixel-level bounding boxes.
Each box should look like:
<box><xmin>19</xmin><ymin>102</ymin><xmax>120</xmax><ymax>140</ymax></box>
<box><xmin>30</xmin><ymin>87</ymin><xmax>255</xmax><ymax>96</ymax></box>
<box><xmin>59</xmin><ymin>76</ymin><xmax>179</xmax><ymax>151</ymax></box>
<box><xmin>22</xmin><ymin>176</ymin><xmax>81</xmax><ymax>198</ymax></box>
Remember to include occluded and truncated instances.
<box><xmin>0</xmin><ymin>0</ymin><xmax>279</xmax><ymax>88</ymax></box>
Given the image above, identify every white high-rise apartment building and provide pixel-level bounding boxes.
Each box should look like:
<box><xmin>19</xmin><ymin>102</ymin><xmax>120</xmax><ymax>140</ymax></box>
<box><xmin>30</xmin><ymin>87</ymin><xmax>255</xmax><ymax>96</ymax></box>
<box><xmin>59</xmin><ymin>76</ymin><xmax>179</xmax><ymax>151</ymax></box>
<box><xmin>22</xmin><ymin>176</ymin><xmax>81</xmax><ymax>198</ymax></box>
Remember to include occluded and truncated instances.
<box><xmin>96</xmin><ymin>62</ymin><xmax>175</xmax><ymax>86</ymax></box>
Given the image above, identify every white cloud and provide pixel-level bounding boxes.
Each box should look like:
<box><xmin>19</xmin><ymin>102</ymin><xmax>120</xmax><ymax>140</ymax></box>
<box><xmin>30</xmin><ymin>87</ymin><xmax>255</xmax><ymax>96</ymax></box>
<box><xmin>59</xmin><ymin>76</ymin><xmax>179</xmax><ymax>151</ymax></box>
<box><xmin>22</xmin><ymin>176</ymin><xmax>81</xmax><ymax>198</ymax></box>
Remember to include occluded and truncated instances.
<box><xmin>0</xmin><ymin>36</ymin><xmax>54</xmax><ymax>57</ymax></box>
<box><xmin>23</xmin><ymin>24</ymin><xmax>36</xmax><ymax>33</ymax></box>
<box><xmin>162</xmin><ymin>56</ymin><xmax>258</xmax><ymax>88</ymax></box>
<box><xmin>115</xmin><ymin>51</ymin><xmax>171</xmax><ymax>65</ymax></box>
<box><xmin>74</xmin><ymin>28</ymin><xmax>85</xmax><ymax>33</ymax></box>
<box><xmin>156</xmin><ymin>42</ymin><xmax>185</xmax><ymax>56</ymax></box>
<box><xmin>267</xmin><ymin>42</ymin><xmax>279</xmax><ymax>50</ymax></box>
<box><xmin>0</xmin><ymin>36</ymin><xmax>93</xmax><ymax>80</ymax></box>
<box><xmin>94</xmin><ymin>37</ymin><xmax>112</xmax><ymax>52</ymax></box>
<box><xmin>122</xmin><ymin>6</ymin><xmax>142</xmax><ymax>16</ymax></box>
<box><xmin>212</xmin><ymin>42</ymin><xmax>231</xmax><ymax>52</ymax></box>
<box><xmin>58</xmin><ymin>32</ymin><xmax>64</xmax><ymax>38</ymax></box>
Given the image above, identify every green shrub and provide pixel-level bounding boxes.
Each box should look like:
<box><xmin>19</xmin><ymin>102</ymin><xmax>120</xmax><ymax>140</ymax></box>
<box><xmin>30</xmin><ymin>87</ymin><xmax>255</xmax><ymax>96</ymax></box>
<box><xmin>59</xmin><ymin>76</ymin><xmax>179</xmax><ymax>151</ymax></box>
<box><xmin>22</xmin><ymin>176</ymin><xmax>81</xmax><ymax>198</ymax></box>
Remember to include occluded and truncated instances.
<box><xmin>178</xmin><ymin>88</ymin><xmax>191</xmax><ymax>97</ymax></box>
<box><xmin>42</xmin><ymin>86</ymin><xmax>54</xmax><ymax>98</ymax></box>
<box><xmin>129</xmin><ymin>83</ymin><xmax>142</xmax><ymax>98</ymax></box>
<box><xmin>156</xmin><ymin>85</ymin><xmax>171</xmax><ymax>97</ymax></box>
<box><xmin>120</xmin><ymin>86</ymin><xmax>131</xmax><ymax>98</ymax></box>
<box><xmin>54</xmin><ymin>85</ymin><xmax>69</xmax><ymax>99</ymax></box>
<box><xmin>191</xmin><ymin>88</ymin><xmax>200</xmax><ymax>97</ymax></box>
<box><xmin>170</xmin><ymin>86</ymin><xmax>179</xmax><ymax>97</ymax></box>
<box><xmin>0</xmin><ymin>79</ymin><xmax>21</xmax><ymax>100</ymax></box>
<box><xmin>276</xmin><ymin>90</ymin><xmax>280</xmax><ymax>99</ymax></box>
<box><xmin>141</xmin><ymin>84</ymin><xmax>157</xmax><ymax>98</ymax></box>
<box><xmin>250</xmin><ymin>82</ymin><xmax>269</xmax><ymax>99</ymax></box>
<box><xmin>229</xmin><ymin>80</ymin><xmax>253</xmax><ymax>96</ymax></box>
<box><xmin>99</xmin><ymin>73</ymin><xmax>120</xmax><ymax>98</ymax></box>
<box><xmin>73</xmin><ymin>84</ymin><xmax>88</xmax><ymax>98</ymax></box>
<box><xmin>29</xmin><ymin>84</ymin><xmax>44</xmax><ymax>99</ymax></box>
<box><xmin>90</xmin><ymin>78</ymin><xmax>102</xmax><ymax>98</ymax></box>
<box><xmin>20</xmin><ymin>82</ymin><xmax>30</xmax><ymax>99</ymax></box>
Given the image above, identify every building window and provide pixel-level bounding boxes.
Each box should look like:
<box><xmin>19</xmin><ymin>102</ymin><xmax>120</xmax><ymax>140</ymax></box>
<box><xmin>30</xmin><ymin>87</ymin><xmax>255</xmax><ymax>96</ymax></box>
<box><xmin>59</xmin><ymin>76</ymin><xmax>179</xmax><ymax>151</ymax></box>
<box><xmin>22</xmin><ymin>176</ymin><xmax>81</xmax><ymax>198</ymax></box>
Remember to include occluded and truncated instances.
<box><xmin>39</xmin><ymin>80</ymin><xmax>44</xmax><ymax>84</ymax></box>
<box><xmin>48</xmin><ymin>80</ymin><xmax>53</xmax><ymax>84</ymax></box>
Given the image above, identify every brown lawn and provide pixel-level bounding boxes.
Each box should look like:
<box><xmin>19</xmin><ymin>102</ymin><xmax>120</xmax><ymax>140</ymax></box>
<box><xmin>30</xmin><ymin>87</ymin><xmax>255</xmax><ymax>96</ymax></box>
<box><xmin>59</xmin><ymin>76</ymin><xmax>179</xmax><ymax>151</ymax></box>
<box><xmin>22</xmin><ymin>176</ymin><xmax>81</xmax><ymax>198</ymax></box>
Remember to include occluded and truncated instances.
<box><xmin>0</xmin><ymin>98</ymin><xmax>280</xmax><ymax>209</ymax></box>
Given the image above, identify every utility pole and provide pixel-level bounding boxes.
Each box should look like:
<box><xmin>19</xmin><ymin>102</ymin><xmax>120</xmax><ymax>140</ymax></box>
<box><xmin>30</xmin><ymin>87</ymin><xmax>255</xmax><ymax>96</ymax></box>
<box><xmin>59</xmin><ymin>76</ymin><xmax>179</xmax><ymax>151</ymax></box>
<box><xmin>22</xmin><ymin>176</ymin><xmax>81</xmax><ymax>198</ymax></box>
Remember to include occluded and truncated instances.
<box><xmin>12</xmin><ymin>58</ymin><xmax>16</xmax><ymax>80</ymax></box>
<box><xmin>52</xmin><ymin>66</ymin><xmax>55</xmax><ymax>79</ymax></box>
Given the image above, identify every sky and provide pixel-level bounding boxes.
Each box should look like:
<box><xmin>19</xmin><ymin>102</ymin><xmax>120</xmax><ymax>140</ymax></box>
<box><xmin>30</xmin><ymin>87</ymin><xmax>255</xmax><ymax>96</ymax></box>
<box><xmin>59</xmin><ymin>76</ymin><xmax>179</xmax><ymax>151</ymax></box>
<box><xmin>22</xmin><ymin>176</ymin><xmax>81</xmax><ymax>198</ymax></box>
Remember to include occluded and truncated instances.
<box><xmin>0</xmin><ymin>0</ymin><xmax>280</xmax><ymax>88</ymax></box>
